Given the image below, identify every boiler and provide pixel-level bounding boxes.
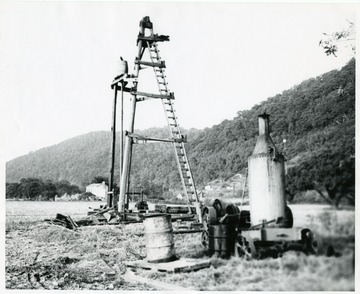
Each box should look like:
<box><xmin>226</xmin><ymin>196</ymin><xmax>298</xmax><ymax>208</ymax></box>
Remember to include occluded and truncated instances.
<box><xmin>248</xmin><ymin>113</ymin><xmax>286</xmax><ymax>227</ymax></box>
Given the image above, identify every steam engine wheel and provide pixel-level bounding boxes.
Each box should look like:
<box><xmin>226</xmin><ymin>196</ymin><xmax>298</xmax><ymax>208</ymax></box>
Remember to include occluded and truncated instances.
<box><xmin>235</xmin><ymin>235</ymin><xmax>258</xmax><ymax>259</ymax></box>
<box><xmin>201</xmin><ymin>206</ymin><xmax>217</xmax><ymax>247</ymax></box>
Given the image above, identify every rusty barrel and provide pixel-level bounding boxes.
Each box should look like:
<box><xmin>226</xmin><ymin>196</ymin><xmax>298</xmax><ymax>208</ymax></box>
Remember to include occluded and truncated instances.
<box><xmin>208</xmin><ymin>224</ymin><xmax>236</xmax><ymax>257</ymax></box>
<box><xmin>143</xmin><ymin>214</ymin><xmax>177</xmax><ymax>263</ymax></box>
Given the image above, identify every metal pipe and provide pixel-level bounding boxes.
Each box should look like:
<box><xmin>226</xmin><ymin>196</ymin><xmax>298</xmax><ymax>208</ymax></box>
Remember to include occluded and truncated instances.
<box><xmin>108</xmin><ymin>85</ymin><xmax>118</xmax><ymax>207</ymax></box>
<box><xmin>119</xmin><ymin>80</ymin><xmax>124</xmax><ymax>195</ymax></box>
<box><xmin>125</xmin><ymin>141</ymin><xmax>133</xmax><ymax>213</ymax></box>
<box><xmin>118</xmin><ymin>23</ymin><xmax>144</xmax><ymax>215</ymax></box>
<box><xmin>118</xmin><ymin>95</ymin><xmax>136</xmax><ymax>214</ymax></box>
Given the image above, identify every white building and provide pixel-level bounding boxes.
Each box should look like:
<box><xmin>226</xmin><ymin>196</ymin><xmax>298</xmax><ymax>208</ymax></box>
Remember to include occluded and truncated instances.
<box><xmin>86</xmin><ymin>182</ymin><xmax>108</xmax><ymax>201</ymax></box>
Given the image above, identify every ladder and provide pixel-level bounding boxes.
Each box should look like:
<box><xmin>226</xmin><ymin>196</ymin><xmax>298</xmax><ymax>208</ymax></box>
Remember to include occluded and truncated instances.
<box><xmin>150</xmin><ymin>41</ymin><xmax>202</xmax><ymax>216</ymax></box>
<box><xmin>119</xmin><ymin>16</ymin><xmax>202</xmax><ymax>220</ymax></box>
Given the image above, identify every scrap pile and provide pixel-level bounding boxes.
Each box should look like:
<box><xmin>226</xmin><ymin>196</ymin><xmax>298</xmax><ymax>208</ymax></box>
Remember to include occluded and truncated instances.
<box><xmin>44</xmin><ymin>213</ymin><xmax>79</xmax><ymax>230</ymax></box>
<box><xmin>44</xmin><ymin>204</ymin><xmax>202</xmax><ymax>230</ymax></box>
<box><xmin>44</xmin><ymin>206</ymin><xmax>123</xmax><ymax>229</ymax></box>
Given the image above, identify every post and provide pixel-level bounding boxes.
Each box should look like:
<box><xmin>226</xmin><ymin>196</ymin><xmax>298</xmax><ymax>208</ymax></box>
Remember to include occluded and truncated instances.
<box><xmin>125</xmin><ymin>145</ymin><xmax>133</xmax><ymax>211</ymax></box>
<box><xmin>118</xmin><ymin>20</ymin><xmax>145</xmax><ymax>215</ymax></box>
<box><xmin>113</xmin><ymin>80</ymin><xmax>125</xmax><ymax>210</ymax></box>
<box><xmin>108</xmin><ymin>85</ymin><xmax>118</xmax><ymax>207</ymax></box>
<box><xmin>120</xmin><ymin>81</ymin><xmax>124</xmax><ymax>184</ymax></box>
<box><xmin>118</xmin><ymin>95</ymin><xmax>137</xmax><ymax>214</ymax></box>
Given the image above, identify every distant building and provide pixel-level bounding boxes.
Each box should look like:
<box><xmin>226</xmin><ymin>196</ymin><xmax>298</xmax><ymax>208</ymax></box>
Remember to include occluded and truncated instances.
<box><xmin>86</xmin><ymin>182</ymin><xmax>108</xmax><ymax>201</ymax></box>
<box><xmin>176</xmin><ymin>193</ymin><xmax>183</xmax><ymax>200</ymax></box>
<box><xmin>204</xmin><ymin>174</ymin><xmax>245</xmax><ymax>192</ymax></box>
<box><xmin>204</xmin><ymin>185</ymin><xmax>212</xmax><ymax>191</ymax></box>
<box><xmin>55</xmin><ymin>193</ymin><xmax>81</xmax><ymax>201</ymax></box>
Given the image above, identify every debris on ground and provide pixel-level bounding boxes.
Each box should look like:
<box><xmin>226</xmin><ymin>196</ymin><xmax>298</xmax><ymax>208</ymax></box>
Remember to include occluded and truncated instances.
<box><xmin>43</xmin><ymin>203</ymin><xmax>203</xmax><ymax>230</ymax></box>
<box><xmin>44</xmin><ymin>214</ymin><xmax>78</xmax><ymax>230</ymax></box>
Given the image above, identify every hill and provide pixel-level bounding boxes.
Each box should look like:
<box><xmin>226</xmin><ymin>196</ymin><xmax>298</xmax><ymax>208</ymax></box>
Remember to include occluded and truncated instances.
<box><xmin>6</xmin><ymin>59</ymin><xmax>355</xmax><ymax>205</ymax></box>
<box><xmin>5</xmin><ymin>128</ymin><xmax>202</xmax><ymax>190</ymax></box>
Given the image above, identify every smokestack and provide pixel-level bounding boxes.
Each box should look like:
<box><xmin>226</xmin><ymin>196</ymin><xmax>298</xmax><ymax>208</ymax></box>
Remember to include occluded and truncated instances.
<box><xmin>258</xmin><ymin>112</ymin><xmax>270</xmax><ymax>136</ymax></box>
<box><xmin>252</xmin><ymin>112</ymin><xmax>277</xmax><ymax>155</ymax></box>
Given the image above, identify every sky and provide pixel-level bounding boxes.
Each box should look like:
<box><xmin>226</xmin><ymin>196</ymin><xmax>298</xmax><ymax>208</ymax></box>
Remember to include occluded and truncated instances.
<box><xmin>0</xmin><ymin>2</ymin><xmax>357</xmax><ymax>162</ymax></box>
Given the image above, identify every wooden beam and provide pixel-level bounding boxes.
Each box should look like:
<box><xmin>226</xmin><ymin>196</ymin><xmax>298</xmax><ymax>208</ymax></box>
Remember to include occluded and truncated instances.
<box><xmin>123</xmin><ymin>270</ymin><xmax>193</xmax><ymax>291</ymax></box>
<box><xmin>137</xmin><ymin>34</ymin><xmax>170</xmax><ymax>43</ymax></box>
<box><xmin>127</xmin><ymin>132</ymin><xmax>185</xmax><ymax>144</ymax></box>
<box><xmin>134</xmin><ymin>60</ymin><xmax>166</xmax><ymax>68</ymax></box>
<box><xmin>173</xmin><ymin>229</ymin><xmax>203</xmax><ymax>234</ymax></box>
<box><xmin>131</xmin><ymin>91</ymin><xmax>174</xmax><ymax>100</ymax></box>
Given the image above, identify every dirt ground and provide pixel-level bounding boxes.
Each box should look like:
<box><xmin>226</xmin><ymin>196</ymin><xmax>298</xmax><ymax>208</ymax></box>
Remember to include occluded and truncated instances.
<box><xmin>5</xmin><ymin>206</ymin><xmax>355</xmax><ymax>291</ymax></box>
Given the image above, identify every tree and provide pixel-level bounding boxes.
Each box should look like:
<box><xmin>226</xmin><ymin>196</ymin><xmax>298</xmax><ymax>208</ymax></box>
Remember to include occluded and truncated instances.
<box><xmin>91</xmin><ymin>176</ymin><xmax>109</xmax><ymax>186</ymax></box>
<box><xmin>138</xmin><ymin>180</ymin><xmax>163</xmax><ymax>198</ymax></box>
<box><xmin>319</xmin><ymin>20</ymin><xmax>355</xmax><ymax>57</ymax></box>
<box><xmin>55</xmin><ymin>180</ymin><xmax>81</xmax><ymax>196</ymax></box>
<box><xmin>41</xmin><ymin>180</ymin><xmax>57</xmax><ymax>200</ymax></box>
<box><xmin>287</xmin><ymin>150</ymin><xmax>355</xmax><ymax>208</ymax></box>
<box><xmin>20</xmin><ymin>178</ymin><xmax>44</xmax><ymax>200</ymax></box>
<box><xmin>70</xmin><ymin>184</ymin><xmax>81</xmax><ymax>194</ymax></box>
<box><xmin>6</xmin><ymin>178</ymin><xmax>83</xmax><ymax>200</ymax></box>
<box><xmin>79</xmin><ymin>192</ymin><xmax>95</xmax><ymax>201</ymax></box>
<box><xmin>6</xmin><ymin>183</ymin><xmax>21</xmax><ymax>199</ymax></box>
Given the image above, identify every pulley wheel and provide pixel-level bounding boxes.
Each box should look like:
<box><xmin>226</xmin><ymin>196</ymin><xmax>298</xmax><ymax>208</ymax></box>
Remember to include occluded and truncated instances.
<box><xmin>235</xmin><ymin>235</ymin><xmax>258</xmax><ymax>259</ymax></box>
<box><xmin>225</xmin><ymin>204</ymin><xmax>240</xmax><ymax>215</ymax></box>
<box><xmin>201</xmin><ymin>230</ymin><xmax>209</xmax><ymax>248</ymax></box>
<box><xmin>224</xmin><ymin>204</ymin><xmax>240</xmax><ymax>225</ymax></box>
<box><xmin>212</xmin><ymin>199</ymin><xmax>227</xmax><ymax>218</ymax></box>
<box><xmin>279</xmin><ymin>206</ymin><xmax>293</xmax><ymax>228</ymax></box>
<box><xmin>301</xmin><ymin>228</ymin><xmax>317</xmax><ymax>255</ymax></box>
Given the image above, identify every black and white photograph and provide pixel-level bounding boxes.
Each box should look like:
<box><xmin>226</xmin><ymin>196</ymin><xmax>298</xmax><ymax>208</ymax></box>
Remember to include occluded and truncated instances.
<box><xmin>1</xmin><ymin>1</ymin><xmax>357</xmax><ymax>291</ymax></box>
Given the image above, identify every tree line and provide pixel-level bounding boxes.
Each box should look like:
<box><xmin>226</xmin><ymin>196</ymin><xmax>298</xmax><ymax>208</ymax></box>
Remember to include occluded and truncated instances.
<box><xmin>6</xmin><ymin>178</ymin><xmax>82</xmax><ymax>201</ymax></box>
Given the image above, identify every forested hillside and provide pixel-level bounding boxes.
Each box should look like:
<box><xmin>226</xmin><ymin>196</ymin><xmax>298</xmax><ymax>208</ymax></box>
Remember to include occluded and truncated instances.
<box><xmin>5</xmin><ymin>128</ymin><xmax>201</xmax><ymax>191</ymax></box>
<box><xmin>6</xmin><ymin>131</ymin><xmax>112</xmax><ymax>188</ymax></box>
<box><xmin>6</xmin><ymin>59</ymin><xmax>355</xmax><ymax>205</ymax></box>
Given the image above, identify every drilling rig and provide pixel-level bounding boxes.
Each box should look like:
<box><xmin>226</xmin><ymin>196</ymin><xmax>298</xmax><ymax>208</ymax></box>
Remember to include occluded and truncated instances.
<box><xmin>108</xmin><ymin>16</ymin><xmax>203</xmax><ymax>222</ymax></box>
<box><xmin>106</xmin><ymin>17</ymin><xmax>317</xmax><ymax>259</ymax></box>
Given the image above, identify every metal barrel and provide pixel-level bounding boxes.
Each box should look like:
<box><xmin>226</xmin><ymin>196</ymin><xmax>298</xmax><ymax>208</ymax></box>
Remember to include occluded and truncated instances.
<box><xmin>143</xmin><ymin>214</ymin><xmax>177</xmax><ymax>263</ymax></box>
<box><xmin>208</xmin><ymin>224</ymin><xmax>236</xmax><ymax>257</ymax></box>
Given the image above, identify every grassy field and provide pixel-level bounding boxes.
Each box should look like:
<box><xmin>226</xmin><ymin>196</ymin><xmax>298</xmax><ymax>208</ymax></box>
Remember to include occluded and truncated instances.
<box><xmin>5</xmin><ymin>201</ymin><xmax>355</xmax><ymax>290</ymax></box>
<box><xmin>6</xmin><ymin>200</ymin><xmax>106</xmax><ymax>221</ymax></box>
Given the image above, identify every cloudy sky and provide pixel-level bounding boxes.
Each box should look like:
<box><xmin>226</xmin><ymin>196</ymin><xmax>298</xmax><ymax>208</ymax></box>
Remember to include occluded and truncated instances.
<box><xmin>0</xmin><ymin>2</ymin><xmax>356</xmax><ymax>161</ymax></box>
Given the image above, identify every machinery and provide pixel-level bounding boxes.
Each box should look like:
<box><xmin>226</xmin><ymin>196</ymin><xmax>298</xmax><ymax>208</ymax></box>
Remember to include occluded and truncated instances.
<box><xmin>202</xmin><ymin>113</ymin><xmax>317</xmax><ymax>259</ymax></box>
<box><xmin>107</xmin><ymin>16</ymin><xmax>203</xmax><ymax>222</ymax></box>
<box><xmin>133</xmin><ymin>191</ymin><xmax>149</xmax><ymax>213</ymax></box>
<box><xmin>103</xmin><ymin>16</ymin><xmax>317</xmax><ymax>258</ymax></box>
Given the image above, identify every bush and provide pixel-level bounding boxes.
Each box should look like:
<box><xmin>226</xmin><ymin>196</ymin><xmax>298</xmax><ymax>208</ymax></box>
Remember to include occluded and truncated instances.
<box><xmin>291</xmin><ymin>190</ymin><xmax>326</xmax><ymax>204</ymax></box>
<box><xmin>78</xmin><ymin>192</ymin><xmax>96</xmax><ymax>201</ymax></box>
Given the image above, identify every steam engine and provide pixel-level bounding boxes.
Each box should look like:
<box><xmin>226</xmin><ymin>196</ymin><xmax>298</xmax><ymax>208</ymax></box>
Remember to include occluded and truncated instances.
<box><xmin>202</xmin><ymin>113</ymin><xmax>317</xmax><ymax>259</ymax></box>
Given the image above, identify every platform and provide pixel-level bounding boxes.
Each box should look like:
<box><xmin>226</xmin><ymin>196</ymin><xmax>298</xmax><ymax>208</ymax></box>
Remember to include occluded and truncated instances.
<box><xmin>125</xmin><ymin>258</ymin><xmax>211</xmax><ymax>273</ymax></box>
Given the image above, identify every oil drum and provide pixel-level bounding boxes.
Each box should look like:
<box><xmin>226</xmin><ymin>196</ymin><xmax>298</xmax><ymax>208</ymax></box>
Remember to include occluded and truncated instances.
<box><xmin>208</xmin><ymin>224</ymin><xmax>236</xmax><ymax>257</ymax></box>
<box><xmin>143</xmin><ymin>214</ymin><xmax>177</xmax><ymax>263</ymax></box>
